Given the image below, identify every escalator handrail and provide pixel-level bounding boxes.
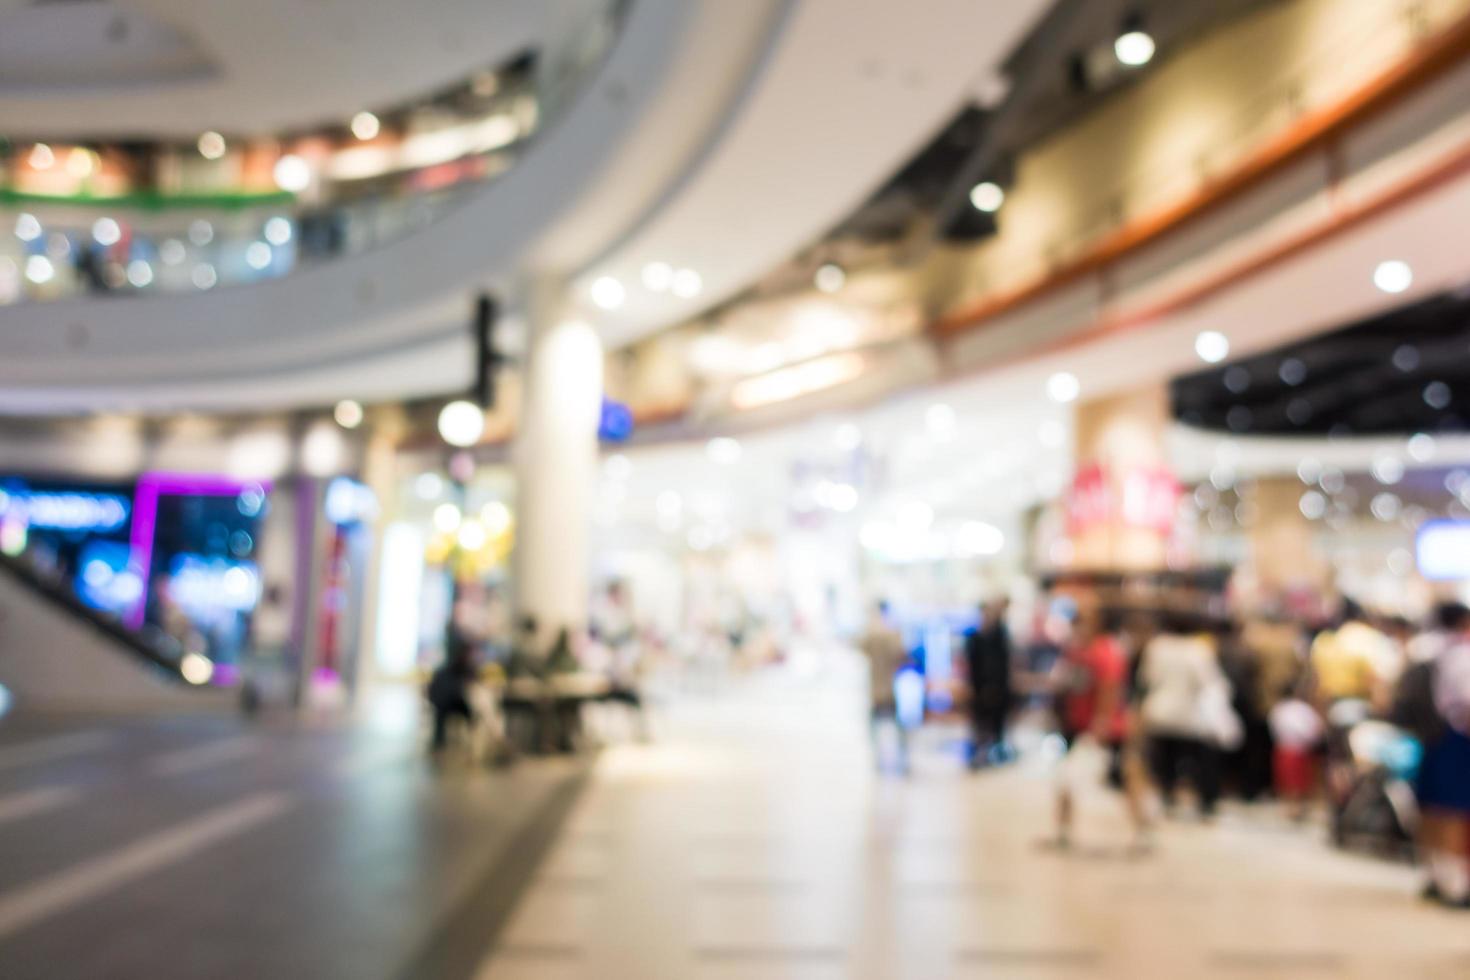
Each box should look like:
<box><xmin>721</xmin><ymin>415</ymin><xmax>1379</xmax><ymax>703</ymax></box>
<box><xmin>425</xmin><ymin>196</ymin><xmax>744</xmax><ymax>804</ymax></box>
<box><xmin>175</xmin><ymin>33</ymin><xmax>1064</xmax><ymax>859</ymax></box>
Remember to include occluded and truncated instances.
<box><xmin>0</xmin><ymin>552</ymin><xmax>191</xmax><ymax>685</ymax></box>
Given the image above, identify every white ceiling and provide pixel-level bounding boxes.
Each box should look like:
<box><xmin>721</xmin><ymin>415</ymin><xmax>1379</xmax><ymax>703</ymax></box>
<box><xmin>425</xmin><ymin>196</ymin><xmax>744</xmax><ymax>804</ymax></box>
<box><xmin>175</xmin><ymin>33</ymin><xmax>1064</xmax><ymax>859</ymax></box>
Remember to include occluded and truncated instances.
<box><xmin>0</xmin><ymin>0</ymin><xmax>602</xmax><ymax>138</ymax></box>
<box><xmin>0</xmin><ymin>0</ymin><xmax>1050</xmax><ymax>412</ymax></box>
<box><xmin>569</xmin><ymin>0</ymin><xmax>1054</xmax><ymax>347</ymax></box>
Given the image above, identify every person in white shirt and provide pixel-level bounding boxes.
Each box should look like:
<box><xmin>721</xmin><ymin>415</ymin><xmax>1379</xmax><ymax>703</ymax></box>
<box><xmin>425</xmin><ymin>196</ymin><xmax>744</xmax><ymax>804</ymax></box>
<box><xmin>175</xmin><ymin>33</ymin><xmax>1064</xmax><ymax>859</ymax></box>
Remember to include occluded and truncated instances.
<box><xmin>1139</xmin><ymin>614</ymin><xmax>1237</xmax><ymax>817</ymax></box>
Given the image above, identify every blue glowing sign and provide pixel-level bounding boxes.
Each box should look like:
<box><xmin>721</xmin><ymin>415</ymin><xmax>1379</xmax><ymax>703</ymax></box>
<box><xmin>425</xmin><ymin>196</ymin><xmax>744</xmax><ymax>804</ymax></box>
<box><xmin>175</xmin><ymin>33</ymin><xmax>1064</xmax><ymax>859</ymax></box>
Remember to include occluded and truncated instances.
<box><xmin>598</xmin><ymin>398</ymin><xmax>634</xmax><ymax>442</ymax></box>
<box><xmin>1417</xmin><ymin>519</ymin><xmax>1470</xmax><ymax>581</ymax></box>
<box><xmin>0</xmin><ymin>487</ymin><xmax>130</xmax><ymax>532</ymax></box>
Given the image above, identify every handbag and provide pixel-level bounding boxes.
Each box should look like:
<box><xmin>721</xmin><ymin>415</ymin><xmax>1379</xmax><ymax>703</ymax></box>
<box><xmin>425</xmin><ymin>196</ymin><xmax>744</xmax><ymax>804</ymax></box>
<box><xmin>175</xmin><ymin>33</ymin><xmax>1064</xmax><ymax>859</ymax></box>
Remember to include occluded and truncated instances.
<box><xmin>1201</xmin><ymin>673</ymin><xmax>1244</xmax><ymax>750</ymax></box>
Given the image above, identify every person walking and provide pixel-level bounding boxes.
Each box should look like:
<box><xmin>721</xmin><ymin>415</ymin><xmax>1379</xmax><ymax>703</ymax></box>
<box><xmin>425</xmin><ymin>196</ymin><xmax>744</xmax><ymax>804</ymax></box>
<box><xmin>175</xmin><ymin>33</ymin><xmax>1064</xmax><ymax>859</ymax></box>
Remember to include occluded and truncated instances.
<box><xmin>1139</xmin><ymin>614</ymin><xmax>1237</xmax><ymax>817</ymax></box>
<box><xmin>1399</xmin><ymin>604</ymin><xmax>1470</xmax><ymax>907</ymax></box>
<box><xmin>1052</xmin><ymin>606</ymin><xmax>1146</xmax><ymax>850</ymax></box>
<box><xmin>427</xmin><ymin>630</ymin><xmax>478</xmax><ymax>754</ymax></box>
<box><xmin>861</xmin><ymin>601</ymin><xmax>911</xmax><ymax>774</ymax></box>
<box><xmin>965</xmin><ymin>597</ymin><xmax>1014</xmax><ymax>768</ymax></box>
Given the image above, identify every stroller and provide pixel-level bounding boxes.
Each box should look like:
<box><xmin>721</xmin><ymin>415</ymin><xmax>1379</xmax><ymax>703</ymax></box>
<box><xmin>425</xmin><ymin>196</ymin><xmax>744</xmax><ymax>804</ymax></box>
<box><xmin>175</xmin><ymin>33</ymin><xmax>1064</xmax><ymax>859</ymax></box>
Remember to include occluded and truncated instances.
<box><xmin>1330</xmin><ymin>716</ymin><xmax>1421</xmax><ymax>860</ymax></box>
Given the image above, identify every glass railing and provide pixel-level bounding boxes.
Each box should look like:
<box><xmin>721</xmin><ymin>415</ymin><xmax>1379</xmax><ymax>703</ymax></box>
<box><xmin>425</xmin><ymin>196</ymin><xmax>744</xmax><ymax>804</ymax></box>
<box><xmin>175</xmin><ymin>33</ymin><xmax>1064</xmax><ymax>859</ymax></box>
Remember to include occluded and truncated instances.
<box><xmin>0</xmin><ymin>0</ymin><xmax>626</xmax><ymax>306</ymax></box>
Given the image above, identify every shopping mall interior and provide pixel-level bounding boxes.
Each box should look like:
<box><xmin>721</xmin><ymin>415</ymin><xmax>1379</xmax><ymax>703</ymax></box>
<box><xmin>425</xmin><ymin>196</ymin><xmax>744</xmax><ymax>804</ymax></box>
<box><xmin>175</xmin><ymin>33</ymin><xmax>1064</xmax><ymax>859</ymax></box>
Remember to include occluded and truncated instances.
<box><xmin>4</xmin><ymin>0</ymin><xmax>1470</xmax><ymax>976</ymax></box>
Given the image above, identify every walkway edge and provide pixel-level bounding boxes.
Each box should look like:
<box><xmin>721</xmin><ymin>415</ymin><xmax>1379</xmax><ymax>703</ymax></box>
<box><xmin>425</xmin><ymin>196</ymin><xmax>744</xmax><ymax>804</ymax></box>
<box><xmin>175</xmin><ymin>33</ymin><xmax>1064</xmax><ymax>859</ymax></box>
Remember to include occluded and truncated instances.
<box><xmin>390</xmin><ymin>757</ymin><xmax>596</xmax><ymax>980</ymax></box>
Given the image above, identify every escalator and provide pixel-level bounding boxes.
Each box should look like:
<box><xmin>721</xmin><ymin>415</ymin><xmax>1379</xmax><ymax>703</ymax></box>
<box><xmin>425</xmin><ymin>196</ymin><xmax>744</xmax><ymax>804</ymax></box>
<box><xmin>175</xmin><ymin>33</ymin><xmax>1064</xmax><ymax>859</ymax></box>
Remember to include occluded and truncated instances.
<box><xmin>0</xmin><ymin>553</ymin><xmax>232</xmax><ymax>714</ymax></box>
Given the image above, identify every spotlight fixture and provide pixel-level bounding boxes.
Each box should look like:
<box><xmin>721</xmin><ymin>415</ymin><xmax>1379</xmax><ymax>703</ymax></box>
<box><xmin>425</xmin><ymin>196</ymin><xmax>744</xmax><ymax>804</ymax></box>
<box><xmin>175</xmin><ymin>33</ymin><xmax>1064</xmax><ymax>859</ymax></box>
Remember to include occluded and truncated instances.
<box><xmin>350</xmin><ymin>111</ymin><xmax>381</xmax><ymax>141</ymax></box>
<box><xmin>969</xmin><ymin>181</ymin><xmax>1005</xmax><ymax>213</ymax></box>
<box><xmin>1114</xmin><ymin>14</ymin><xmax>1156</xmax><ymax>68</ymax></box>
<box><xmin>438</xmin><ymin>400</ymin><xmax>485</xmax><ymax>447</ymax></box>
<box><xmin>814</xmin><ymin>263</ymin><xmax>846</xmax><ymax>293</ymax></box>
<box><xmin>1374</xmin><ymin>260</ymin><xmax>1413</xmax><ymax>295</ymax></box>
<box><xmin>1194</xmin><ymin>331</ymin><xmax>1230</xmax><ymax>364</ymax></box>
<box><xmin>590</xmin><ymin>275</ymin><xmax>626</xmax><ymax>310</ymax></box>
<box><xmin>273</xmin><ymin>154</ymin><xmax>312</xmax><ymax>192</ymax></box>
<box><xmin>197</xmin><ymin>131</ymin><xmax>227</xmax><ymax>160</ymax></box>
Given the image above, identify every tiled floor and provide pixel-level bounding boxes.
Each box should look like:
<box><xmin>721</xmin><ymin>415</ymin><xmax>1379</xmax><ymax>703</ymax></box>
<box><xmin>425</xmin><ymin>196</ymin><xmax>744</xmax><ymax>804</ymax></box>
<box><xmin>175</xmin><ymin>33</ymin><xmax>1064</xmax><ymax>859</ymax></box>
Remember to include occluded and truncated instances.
<box><xmin>479</xmin><ymin>654</ymin><xmax>1470</xmax><ymax>980</ymax></box>
<box><xmin>0</xmin><ymin>699</ymin><xmax>585</xmax><ymax>980</ymax></box>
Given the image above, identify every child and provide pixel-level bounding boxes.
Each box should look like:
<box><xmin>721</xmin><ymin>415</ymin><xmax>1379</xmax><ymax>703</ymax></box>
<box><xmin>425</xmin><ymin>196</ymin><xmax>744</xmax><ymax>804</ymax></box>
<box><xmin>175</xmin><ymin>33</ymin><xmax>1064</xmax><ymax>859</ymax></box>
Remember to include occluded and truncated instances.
<box><xmin>1270</xmin><ymin>688</ymin><xmax>1323</xmax><ymax>821</ymax></box>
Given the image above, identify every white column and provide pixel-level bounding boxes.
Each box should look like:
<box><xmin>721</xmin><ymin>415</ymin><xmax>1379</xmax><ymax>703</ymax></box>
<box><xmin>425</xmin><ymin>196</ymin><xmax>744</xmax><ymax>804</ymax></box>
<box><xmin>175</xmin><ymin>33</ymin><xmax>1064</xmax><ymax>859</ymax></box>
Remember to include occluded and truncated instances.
<box><xmin>513</xmin><ymin>281</ymin><xmax>604</xmax><ymax>639</ymax></box>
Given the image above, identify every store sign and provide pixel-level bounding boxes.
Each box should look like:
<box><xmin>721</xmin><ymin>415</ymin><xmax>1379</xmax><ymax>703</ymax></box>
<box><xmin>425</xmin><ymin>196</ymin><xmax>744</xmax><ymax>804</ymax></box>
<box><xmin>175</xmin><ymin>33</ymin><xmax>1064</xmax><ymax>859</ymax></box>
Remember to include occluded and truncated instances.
<box><xmin>0</xmin><ymin>488</ymin><xmax>130</xmax><ymax>532</ymax></box>
<box><xmin>598</xmin><ymin>397</ymin><xmax>634</xmax><ymax>442</ymax></box>
<box><xmin>1120</xmin><ymin>466</ymin><xmax>1181</xmax><ymax>532</ymax></box>
<box><xmin>1066</xmin><ymin>463</ymin><xmax>1110</xmax><ymax>532</ymax></box>
<box><xmin>1417</xmin><ymin>520</ymin><xmax>1470</xmax><ymax>581</ymax></box>
<box><xmin>1066</xmin><ymin>463</ymin><xmax>1179</xmax><ymax>533</ymax></box>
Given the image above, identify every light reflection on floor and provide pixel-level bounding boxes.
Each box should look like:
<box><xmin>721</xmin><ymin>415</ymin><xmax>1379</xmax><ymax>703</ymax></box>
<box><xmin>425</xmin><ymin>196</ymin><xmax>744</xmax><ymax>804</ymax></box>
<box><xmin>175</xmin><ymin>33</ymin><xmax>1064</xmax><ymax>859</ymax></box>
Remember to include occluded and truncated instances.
<box><xmin>478</xmin><ymin>647</ymin><xmax>1470</xmax><ymax>980</ymax></box>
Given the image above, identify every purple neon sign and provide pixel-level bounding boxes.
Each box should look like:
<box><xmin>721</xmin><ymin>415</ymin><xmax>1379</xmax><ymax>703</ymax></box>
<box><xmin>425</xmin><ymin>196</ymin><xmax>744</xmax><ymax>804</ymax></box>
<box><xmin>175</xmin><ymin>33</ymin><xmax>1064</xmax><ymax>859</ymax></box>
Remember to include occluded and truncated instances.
<box><xmin>124</xmin><ymin>472</ymin><xmax>269</xmax><ymax>630</ymax></box>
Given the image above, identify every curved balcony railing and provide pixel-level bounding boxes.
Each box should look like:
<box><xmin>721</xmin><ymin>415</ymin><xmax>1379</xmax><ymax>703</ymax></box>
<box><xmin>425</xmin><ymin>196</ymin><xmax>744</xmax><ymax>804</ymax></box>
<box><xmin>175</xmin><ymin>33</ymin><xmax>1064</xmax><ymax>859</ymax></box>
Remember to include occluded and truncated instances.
<box><xmin>0</xmin><ymin>0</ymin><xmax>626</xmax><ymax>306</ymax></box>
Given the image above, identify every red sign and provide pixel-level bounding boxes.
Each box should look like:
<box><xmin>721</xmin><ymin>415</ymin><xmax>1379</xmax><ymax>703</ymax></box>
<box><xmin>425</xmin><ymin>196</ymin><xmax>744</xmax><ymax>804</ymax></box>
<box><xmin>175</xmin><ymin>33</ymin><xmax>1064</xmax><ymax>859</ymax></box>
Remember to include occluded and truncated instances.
<box><xmin>1068</xmin><ymin>463</ymin><xmax>1180</xmax><ymax>534</ymax></box>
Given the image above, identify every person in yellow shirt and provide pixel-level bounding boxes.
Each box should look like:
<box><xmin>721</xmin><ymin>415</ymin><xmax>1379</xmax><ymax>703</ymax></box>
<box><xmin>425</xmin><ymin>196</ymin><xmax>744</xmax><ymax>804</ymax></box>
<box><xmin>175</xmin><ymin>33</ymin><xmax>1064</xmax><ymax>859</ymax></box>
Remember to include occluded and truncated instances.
<box><xmin>1310</xmin><ymin>602</ymin><xmax>1398</xmax><ymax>708</ymax></box>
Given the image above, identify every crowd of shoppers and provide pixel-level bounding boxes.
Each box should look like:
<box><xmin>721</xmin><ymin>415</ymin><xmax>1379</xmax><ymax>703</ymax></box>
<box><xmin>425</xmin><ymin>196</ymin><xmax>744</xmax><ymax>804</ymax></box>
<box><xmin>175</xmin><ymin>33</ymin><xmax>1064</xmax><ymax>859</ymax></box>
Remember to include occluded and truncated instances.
<box><xmin>860</xmin><ymin>591</ymin><xmax>1470</xmax><ymax>907</ymax></box>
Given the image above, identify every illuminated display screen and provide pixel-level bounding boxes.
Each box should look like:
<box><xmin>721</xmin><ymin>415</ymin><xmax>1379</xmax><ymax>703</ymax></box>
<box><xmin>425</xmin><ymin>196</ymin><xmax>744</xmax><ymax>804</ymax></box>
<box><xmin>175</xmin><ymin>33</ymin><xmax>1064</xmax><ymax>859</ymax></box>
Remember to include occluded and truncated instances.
<box><xmin>1416</xmin><ymin>519</ymin><xmax>1470</xmax><ymax>581</ymax></box>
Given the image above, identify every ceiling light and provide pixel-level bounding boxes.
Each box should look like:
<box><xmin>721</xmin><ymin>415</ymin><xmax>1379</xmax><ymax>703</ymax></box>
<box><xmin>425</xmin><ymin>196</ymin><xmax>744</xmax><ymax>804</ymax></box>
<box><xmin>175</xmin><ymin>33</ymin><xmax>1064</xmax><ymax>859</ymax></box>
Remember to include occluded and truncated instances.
<box><xmin>66</xmin><ymin>147</ymin><xmax>96</xmax><ymax>178</ymax></box>
<box><xmin>191</xmin><ymin>263</ymin><xmax>218</xmax><ymax>290</ymax></box>
<box><xmin>590</xmin><ymin>275</ymin><xmax>625</xmax><ymax>310</ymax></box>
<box><xmin>481</xmin><ymin>501</ymin><xmax>512</xmax><ymax>535</ymax></box>
<box><xmin>1046</xmin><ymin>371</ymin><xmax>1080</xmax><ymax>404</ymax></box>
<box><xmin>350</xmin><ymin>111</ymin><xmax>381</xmax><ymax>140</ymax></box>
<box><xmin>642</xmin><ymin>261</ymin><xmax>673</xmax><ymax>292</ymax></box>
<box><xmin>188</xmin><ymin>219</ymin><xmax>214</xmax><ymax>245</ymax></box>
<box><xmin>438</xmin><ymin>400</ymin><xmax>485</xmax><ymax>447</ymax></box>
<box><xmin>706</xmin><ymin>437</ymin><xmax>742</xmax><ymax>465</ymax></box>
<box><xmin>415</xmin><ymin>473</ymin><xmax>444</xmax><ymax>500</ymax></box>
<box><xmin>273</xmin><ymin>154</ymin><xmax>312</xmax><ymax>192</ymax></box>
<box><xmin>254</xmin><ymin>223</ymin><xmax>289</xmax><ymax>255</ymax></box>
<box><xmin>28</xmin><ymin>143</ymin><xmax>54</xmax><ymax>170</ymax></box>
<box><xmin>91</xmin><ymin>217</ymin><xmax>121</xmax><ymax>247</ymax></box>
<box><xmin>1278</xmin><ymin>358</ymin><xmax>1307</xmax><ymax>386</ymax></box>
<box><xmin>1299</xmin><ymin>491</ymin><xmax>1327</xmax><ymax>520</ymax></box>
<box><xmin>433</xmin><ymin>503</ymin><xmax>462</xmax><ymax>534</ymax></box>
<box><xmin>180</xmin><ymin>652</ymin><xmax>214</xmax><ymax>685</ymax></box>
<box><xmin>834</xmin><ymin>423</ymin><xmax>863</xmax><ymax>451</ymax></box>
<box><xmin>14</xmin><ymin>213</ymin><xmax>41</xmax><ymax>242</ymax></box>
<box><xmin>1408</xmin><ymin>432</ymin><xmax>1437</xmax><ymax>462</ymax></box>
<box><xmin>126</xmin><ymin>259</ymin><xmax>153</xmax><ymax>288</ymax></box>
<box><xmin>969</xmin><ymin>181</ymin><xmax>1005</xmax><ymax>213</ymax></box>
<box><xmin>1371</xmin><ymin>455</ymin><xmax>1404</xmax><ymax>485</ymax></box>
<box><xmin>245</xmin><ymin>241</ymin><xmax>272</xmax><ymax>270</ymax></box>
<box><xmin>160</xmin><ymin>239</ymin><xmax>186</xmax><ymax>265</ymax></box>
<box><xmin>1371</xmin><ymin>492</ymin><xmax>1402</xmax><ymax>523</ymax></box>
<box><xmin>1194</xmin><ymin>330</ymin><xmax>1230</xmax><ymax>364</ymax></box>
<box><xmin>1114</xmin><ymin>30</ymin><xmax>1156</xmax><ymax>67</ymax></box>
<box><xmin>457</xmin><ymin>519</ymin><xmax>487</xmax><ymax>551</ymax></box>
<box><xmin>824</xmin><ymin>483</ymin><xmax>859</xmax><ymax>513</ymax></box>
<box><xmin>958</xmin><ymin>521</ymin><xmax>1005</xmax><ymax>556</ymax></box>
<box><xmin>672</xmin><ymin>268</ymin><xmax>702</xmax><ymax>298</ymax></box>
<box><xmin>731</xmin><ymin>352</ymin><xmax>865</xmax><ymax>409</ymax></box>
<box><xmin>1424</xmin><ymin>381</ymin><xmax>1452</xmax><ymax>410</ymax></box>
<box><xmin>814</xmin><ymin>263</ymin><xmax>846</xmax><ymax>293</ymax></box>
<box><xmin>1373</xmin><ymin>260</ymin><xmax>1413</xmax><ymax>294</ymax></box>
<box><xmin>333</xmin><ymin>399</ymin><xmax>364</xmax><ymax>429</ymax></box>
<box><xmin>24</xmin><ymin>255</ymin><xmax>54</xmax><ymax>285</ymax></box>
<box><xmin>197</xmin><ymin>131</ymin><xmax>227</xmax><ymax>160</ymax></box>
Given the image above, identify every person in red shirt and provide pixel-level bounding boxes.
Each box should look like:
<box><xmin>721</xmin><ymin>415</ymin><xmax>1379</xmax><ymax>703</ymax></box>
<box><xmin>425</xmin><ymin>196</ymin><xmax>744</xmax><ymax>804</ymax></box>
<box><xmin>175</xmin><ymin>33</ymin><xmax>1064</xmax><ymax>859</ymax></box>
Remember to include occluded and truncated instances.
<box><xmin>1052</xmin><ymin>605</ymin><xmax>1149</xmax><ymax>851</ymax></box>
